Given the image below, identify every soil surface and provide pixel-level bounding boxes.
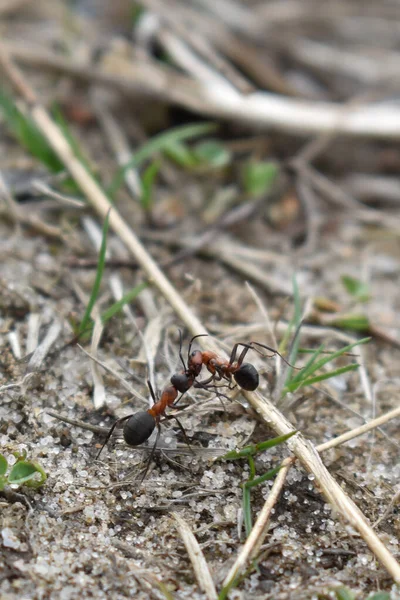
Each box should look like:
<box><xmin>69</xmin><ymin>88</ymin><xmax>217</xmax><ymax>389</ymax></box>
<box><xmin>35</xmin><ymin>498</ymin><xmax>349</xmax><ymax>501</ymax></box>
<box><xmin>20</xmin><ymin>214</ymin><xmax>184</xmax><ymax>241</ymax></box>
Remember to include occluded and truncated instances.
<box><xmin>1</xmin><ymin>2</ymin><xmax>400</xmax><ymax>599</ymax></box>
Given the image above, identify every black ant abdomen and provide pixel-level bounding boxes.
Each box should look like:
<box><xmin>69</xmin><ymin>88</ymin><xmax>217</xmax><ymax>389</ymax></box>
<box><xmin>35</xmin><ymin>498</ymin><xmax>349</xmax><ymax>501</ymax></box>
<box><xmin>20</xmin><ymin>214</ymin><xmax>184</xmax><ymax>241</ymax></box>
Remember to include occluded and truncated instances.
<box><xmin>233</xmin><ymin>363</ymin><xmax>259</xmax><ymax>391</ymax></box>
<box><xmin>123</xmin><ymin>411</ymin><xmax>156</xmax><ymax>446</ymax></box>
<box><xmin>170</xmin><ymin>372</ymin><xmax>193</xmax><ymax>394</ymax></box>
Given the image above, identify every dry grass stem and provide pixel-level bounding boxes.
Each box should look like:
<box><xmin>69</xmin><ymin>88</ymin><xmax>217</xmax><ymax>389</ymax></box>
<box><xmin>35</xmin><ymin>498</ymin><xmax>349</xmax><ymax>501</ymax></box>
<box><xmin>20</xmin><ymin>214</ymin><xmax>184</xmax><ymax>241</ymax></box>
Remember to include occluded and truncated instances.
<box><xmin>27</xmin><ymin>320</ymin><xmax>62</xmax><ymax>371</ymax></box>
<box><xmin>224</xmin><ymin>401</ymin><xmax>400</xmax><ymax>587</ymax></box>
<box><xmin>157</xmin><ymin>28</ymin><xmax>238</xmax><ymax>94</ymax></box>
<box><xmin>316</xmin><ymin>405</ymin><xmax>400</xmax><ymax>453</ymax></box>
<box><xmin>77</xmin><ymin>345</ymin><xmax>147</xmax><ymax>405</ymax></box>
<box><xmin>241</xmin><ymin>390</ymin><xmax>400</xmax><ymax>583</ymax></box>
<box><xmin>291</xmin><ymin>38</ymin><xmax>400</xmax><ymax>84</ymax></box>
<box><xmin>245</xmin><ymin>282</ymin><xmax>278</xmax><ymax>350</ymax></box>
<box><xmin>5</xmin><ymin>42</ymin><xmax>400</xmax><ymax>138</ymax></box>
<box><xmin>172</xmin><ymin>513</ymin><xmax>218</xmax><ymax>600</ymax></box>
<box><xmin>26</xmin><ymin>313</ymin><xmax>40</xmax><ymax>355</ymax></box>
<box><xmin>222</xmin><ymin>459</ymin><xmax>293</xmax><ymax>591</ymax></box>
<box><xmin>0</xmin><ymin>171</ymin><xmax>62</xmax><ymax>238</ymax></box>
<box><xmin>7</xmin><ymin>330</ymin><xmax>21</xmax><ymax>360</ymax></box>
<box><xmin>373</xmin><ymin>491</ymin><xmax>400</xmax><ymax>529</ymax></box>
<box><xmin>140</xmin><ymin>0</ymin><xmax>254</xmax><ymax>93</ymax></box>
<box><xmin>31</xmin><ymin>180</ymin><xmax>85</xmax><ymax>208</ymax></box>
<box><xmin>0</xmin><ymin>44</ymin><xmax>207</xmax><ymax>338</ymax></box>
<box><xmin>93</xmin><ymin>97</ymin><xmax>141</xmax><ymax>198</ymax></box>
<box><xmin>90</xmin><ymin>317</ymin><xmax>106</xmax><ymax>410</ymax></box>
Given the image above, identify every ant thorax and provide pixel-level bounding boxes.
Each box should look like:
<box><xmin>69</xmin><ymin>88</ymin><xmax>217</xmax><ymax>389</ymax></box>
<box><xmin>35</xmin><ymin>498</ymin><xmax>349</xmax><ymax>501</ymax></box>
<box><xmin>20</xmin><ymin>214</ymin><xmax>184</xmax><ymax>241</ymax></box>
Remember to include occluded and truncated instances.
<box><xmin>208</xmin><ymin>358</ymin><xmax>220</xmax><ymax>374</ymax></box>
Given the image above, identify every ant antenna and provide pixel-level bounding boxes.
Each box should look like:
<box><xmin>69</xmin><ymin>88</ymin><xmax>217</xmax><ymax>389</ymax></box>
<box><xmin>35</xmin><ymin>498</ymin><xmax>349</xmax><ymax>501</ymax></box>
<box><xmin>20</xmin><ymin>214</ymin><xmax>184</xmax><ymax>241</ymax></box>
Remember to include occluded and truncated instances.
<box><xmin>187</xmin><ymin>333</ymin><xmax>208</xmax><ymax>362</ymax></box>
<box><xmin>147</xmin><ymin>379</ymin><xmax>158</xmax><ymax>404</ymax></box>
<box><xmin>177</xmin><ymin>329</ymin><xmax>186</xmax><ymax>372</ymax></box>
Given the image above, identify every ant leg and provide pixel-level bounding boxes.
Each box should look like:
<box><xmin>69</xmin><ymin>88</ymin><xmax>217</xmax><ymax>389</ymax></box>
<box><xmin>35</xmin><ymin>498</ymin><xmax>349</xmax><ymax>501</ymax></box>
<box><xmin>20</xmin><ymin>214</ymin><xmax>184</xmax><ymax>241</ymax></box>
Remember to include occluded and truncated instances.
<box><xmin>215</xmin><ymin>392</ymin><xmax>227</xmax><ymax>411</ymax></box>
<box><xmin>229</xmin><ymin>343</ymin><xmax>254</xmax><ymax>367</ymax></box>
<box><xmin>193</xmin><ymin>380</ymin><xmax>232</xmax><ymax>402</ymax></box>
<box><xmin>193</xmin><ymin>374</ymin><xmax>215</xmax><ymax>388</ymax></box>
<box><xmin>139</xmin><ymin>421</ymin><xmax>161</xmax><ymax>483</ymax></box>
<box><xmin>196</xmin><ymin>381</ymin><xmax>230</xmax><ymax>390</ymax></box>
<box><xmin>165</xmin><ymin>414</ymin><xmax>194</xmax><ymax>454</ymax></box>
<box><xmin>172</xmin><ymin>391</ymin><xmax>186</xmax><ymax>407</ymax></box>
<box><xmin>171</xmin><ymin>403</ymin><xmax>190</xmax><ymax>411</ymax></box>
<box><xmin>250</xmin><ymin>342</ymin><xmax>299</xmax><ymax>369</ymax></box>
<box><xmin>96</xmin><ymin>415</ymin><xmax>131</xmax><ymax>459</ymax></box>
<box><xmin>213</xmin><ymin>387</ymin><xmax>232</xmax><ymax>407</ymax></box>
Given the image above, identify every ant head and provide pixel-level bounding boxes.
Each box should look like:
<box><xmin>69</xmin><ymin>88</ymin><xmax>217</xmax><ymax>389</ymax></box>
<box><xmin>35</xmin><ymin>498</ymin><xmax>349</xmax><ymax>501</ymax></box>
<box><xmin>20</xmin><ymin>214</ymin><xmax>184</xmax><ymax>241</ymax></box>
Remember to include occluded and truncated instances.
<box><xmin>123</xmin><ymin>411</ymin><xmax>156</xmax><ymax>446</ymax></box>
<box><xmin>188</xmin><ymin>349</ymin><xmax>203</xmax><ymax>375</ymax></box>
<box><xmin>171</xmin><ymin>371</ymin><xmax>192</xmax><ymax>393</ymax></box>
<box><xmin>234</xmin><ymin>363</ymin><xmax>259</xmax><ymax>391</ymax></box>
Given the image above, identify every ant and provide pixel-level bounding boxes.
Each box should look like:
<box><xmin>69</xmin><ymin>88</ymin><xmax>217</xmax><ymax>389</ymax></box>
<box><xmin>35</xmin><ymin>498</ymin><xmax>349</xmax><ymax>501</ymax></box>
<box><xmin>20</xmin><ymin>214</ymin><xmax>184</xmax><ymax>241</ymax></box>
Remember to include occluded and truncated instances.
<box><xmin>95</xmin><ymin>334</ymin><xmax>296</xmax><ymax>479</ymax></box>
<box><xmin>96</xmin><ymin>379</ymin><xmax>190</xmax><ymax>476</ymax></box>
<box><xmin>178</xmin><ymin>334</ymin><xmax>296</xmax><ymax>393</ymax></box>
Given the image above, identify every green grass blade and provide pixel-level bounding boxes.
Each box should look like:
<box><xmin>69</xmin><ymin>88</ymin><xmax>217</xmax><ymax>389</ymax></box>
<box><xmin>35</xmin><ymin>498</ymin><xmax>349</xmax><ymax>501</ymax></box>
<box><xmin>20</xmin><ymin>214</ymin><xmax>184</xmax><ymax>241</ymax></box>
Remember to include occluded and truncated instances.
<box><xmin>245</xmin><ymin>464</ymin><xmax>282</xmax><ymax>490</ymax></box>
<box><xmin>163</xmin><ymin>140</ymin><xmax>197</xmax><ymax>168</ymax></box>
<box><xmin>223</xmin><ymin>431</ymin><xmax>296</xmax><ymax>461</ymax></box>
<box><xmin>341</xmin><ymin>275</ymin><xmax>370</xmax><ymax>302</ymax></box>
<box><xmin>285</xmin><ymin>364</ymin><xmax>359</xmax><ymax>394</ymax></box>
<box><xmin>156</xmin><ymin>581</ymin><xmax>175</xmax><ymax>600</ymax></box>
<box><xmin>297</xmin><ymin>347</ymin><xmax>357</xmax><ymax>356</ymax></box>
<box><xmin>0</xmin><ymin>454</ymin><xmax>8</xmax><ymax>476</ymax></box>
<box><xmin>100</xmin><ymin>282</ymin><xmax>147</xmax><ymax>324</ymax></box>
<box><xmin>296</xmin><ymin>337</ymin><xmax>370</xmax><ymax>379</ymax></box>
<box><xmin>243</xmin><ymin>484</ymin><xmax>252</xmax><ymax>537</ymax></box>
<box><xmin>287</xmin><ymin>338</ymin><xmax>370</xmax><ymax>393</ymax></box>
<box><xmin>77</xmin><ymin>282</ymin><xmax>147</xmax><ymax>340</ymax></box>
<box><xmin>192</xmin><ymin>139</ymin><xmax>231</xmax><ymax>168</ymax></box>
<box><xmin>108</xmin><ymin>122</ymin><xmax>217</xmax><ymax>198</ymax></box>
<box><xmin>288</xmin><ymin>344</ymin><xmax>325</xmax><ymax>385</ymax></box>
<box><xmin>141</xmin><ymin>160</ymin><xmax>161</xmax><ymax>211</ymax></box>
<box><xmin>78</xmin><ymin>210</ymin><xmax>110</xmax><ymax>335</ymax></box>
<box><xmin>218</xmin><ymin>575</ymin><xmax>242</xmax><ymax>600</ymax></box>
<box><xmin>248</xmin><ymin>456</ymin><xmax>256</xmax><ymax>480</ymax></box>
<box><xmin>242</xmin><ymin>161</ymin><xmax>278</xmax><ymax>197</ymax></box>
<box><xmin>0</xmin><ymin>88</ymin><xmax>63</xmax><ymax>172</ymax></box>
<box><xmin>278</xmin><ymin>314</ymin><xmax>295</xmax><ymax>357</ymax></box>
<box><xmin>330</xmin><ymin>313</ymin><xmax>370</xmax><ymax>332</ymax></box>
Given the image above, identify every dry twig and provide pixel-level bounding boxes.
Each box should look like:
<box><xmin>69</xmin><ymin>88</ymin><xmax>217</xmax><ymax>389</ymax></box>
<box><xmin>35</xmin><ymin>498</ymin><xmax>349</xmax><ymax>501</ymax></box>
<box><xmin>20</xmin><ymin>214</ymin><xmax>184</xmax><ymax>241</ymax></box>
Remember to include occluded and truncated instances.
<box><xmin>172</xmin><ymin>513</ymin><xmax>218</xmax><ymax>600</ymax></box>
<box><xmin>5</xmin><ymin>42</ymin><xmax>400</xmax><ymax>138</ymax></box>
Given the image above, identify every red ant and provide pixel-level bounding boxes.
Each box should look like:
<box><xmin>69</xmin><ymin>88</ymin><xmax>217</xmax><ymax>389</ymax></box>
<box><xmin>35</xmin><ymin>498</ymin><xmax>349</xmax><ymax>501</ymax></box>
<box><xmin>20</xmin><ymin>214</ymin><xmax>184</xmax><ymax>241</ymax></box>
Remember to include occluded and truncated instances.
<box><xmin>178</xmin><ymin>334</ymin><xmax>296</xmax><ymax>393</ymax></box>
<box><xmin>96</xmin><ymin>379</ymin><xmax>189</xmax><ymax>469</ymax></box>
